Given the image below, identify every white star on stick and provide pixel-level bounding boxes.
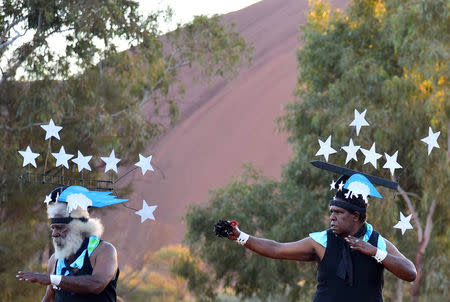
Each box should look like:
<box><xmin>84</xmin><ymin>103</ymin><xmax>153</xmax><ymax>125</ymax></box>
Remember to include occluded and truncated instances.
<box><xmin>393</xmin><ymin>212</ymin><xmax>413</xmax><ymax>235</ymax></box>
<box><xmin>420</xmin><ymin>126</ymin><xmax>440</xmax><ymax>155</ymax></box>
<box><xmin>349</xmin><ymin>109</ymin><xmax>369</xmax><ymax>136</ymax></box>
<box><xmin>315</xmin><ymin>135</ymin><xmax>337</xmax><ymax>162</ymax></box>
<box><xmin>135</xmin><ymin>200</ymin><xmax>157</xmax><ymax>223</ymax></box>
<box><xmin>101</xmin><ymin>150</ymin><xmax>121</xmax><ymax>173</ymax></box>
<box><xmin>360</xmin><ymin>142</ymin><xmax>382</xmax><ymax>169</ymax></box>
<box><xmin>18</xmin><ymin>146</ymin><xmax>40</xmax><ymax>168</ymax></box>
<box><xmin>43</xmin><ymin>194</ymin><xmax>51</xmax><ymax>205</ymax></box>
<box><xmin>52</xmin><ymin>146</ymin><xmax>74</xmax><ymax>169</ymax></box>
<box><xmin>40</xmin><ymin>119</ymin><xmax>63</xmax><ymax>140</ymax></box>
<box><xmin>341</xmin><ymin>138</ymin><xmax>360</xmax><ymax>164</ymax></box>
<box><xmin>135</xmin><ymin>154</ymin><xmax>154</xmax><ymax>175</ymax></box>
<box><xmin>383</xmin><ymin>151</ymin><xmax>402</xmax><ymax>176</ymax></box>
<box><xmin>71</xmin><ymin>151</ymin><xmax>92</xmax><ymax>172</ymax></box>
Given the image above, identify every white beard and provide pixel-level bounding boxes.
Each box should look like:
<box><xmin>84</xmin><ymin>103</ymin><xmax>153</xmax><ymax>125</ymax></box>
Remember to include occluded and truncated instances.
<box><xmin>53</xmin><ymin>230</ymin><xmax>85</xmax><ymax>260</ymax></box>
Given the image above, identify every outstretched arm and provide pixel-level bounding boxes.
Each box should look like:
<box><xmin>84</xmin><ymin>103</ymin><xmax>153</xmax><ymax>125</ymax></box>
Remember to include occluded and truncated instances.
<box><xmin>17</xmin><ymin>241</ymin><xmax>118</xmax><ymax>294</ymax></box>
<box><xmin>227</xmin><ymin>225</ymin><xmax>319</xmax><ymax>262</ymax></box>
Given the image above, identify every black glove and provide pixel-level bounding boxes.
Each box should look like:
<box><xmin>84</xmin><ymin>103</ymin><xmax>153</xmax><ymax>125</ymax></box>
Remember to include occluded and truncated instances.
<box><xmin>213</xmin><ymin>220</ymin><xmax>234</xmax><ymax>238</ymax></box>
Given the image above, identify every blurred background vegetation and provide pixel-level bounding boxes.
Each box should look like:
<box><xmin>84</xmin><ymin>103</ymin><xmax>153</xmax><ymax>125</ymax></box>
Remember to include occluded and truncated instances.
<box><xmin>1</xmin><ymin>0</ymin><xmax>448</xmax><ymax>301</ymax></box>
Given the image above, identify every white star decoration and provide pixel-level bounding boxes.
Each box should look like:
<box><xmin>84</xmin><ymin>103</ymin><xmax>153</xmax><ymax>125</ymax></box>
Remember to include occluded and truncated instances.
<box><xmin>338</xmin><ymin>181</ymin><xmax>344</xmax><ymax>191</ymax></box>
<box><xmin>393</xmin><ymin>212</ymin><xmax>413</xmax><ymax>235</ymax></box>
<box><xmin>330</xmin><ymin>180</ymin><xmax>336</xmax><ymax>190</ymax></box>
<box><xmin>71</xmin><ymin>151</ymin><xmax>92</xmax><ymax>172</ymax></box>
<box><xmin>101</xmin><ymin>150</ymin><xmax>121</xmax><ymax>173</ymax></box>
<box><xmin>383</xmin><ymin>151</ymin><xmax>402</xmax><ymax>176</ymax></box>
<box><xmin>360</xmin><ymin>142</ymin><xmax>382</xmax><ymax>169</ymax></box>
<box><xmin>18</xmin><ymin>146</ymin><xmax>40</xmax><ymax>168</ymax></box>
<box><xmin>349</xmin><ymin>109</ymin><xmax>369</xmax><ymax>136</ymax></box>
<box><xmin>315</xmin><ymin>135</ymin><xmax>337</xmax><ymax>162</ymax></box>
<box><xmin>135</xmin><ymin>200</ymin><xmax>157</xmax><ymax>223</ymax></box>
<box><xmin>43</xmin><ymin>194</ymin><xmax>52</xmax><ymax>205</ymax></box>
<box><xmin>420</xmin><ymin>126</ymin><xmax>440</xmax><ymax>155</ymax></box>
<box><xmin>52</xmin><ymin>146</ymin><xmax>74</xmax><ymax>169</ymax></box>
<box><xmin>341</xmin><ymin>138</ymin><xmax>360</xmax><ymax>164</ymax></box>
<box><xmin>40</xmin><ymin>119</ymin><xmax>63</xmax><ymax>140</ymax></box>
<box><xmin>135</xmin><ymin>154</ymin><xmax>154</xmax><ymax>175</ymax></box>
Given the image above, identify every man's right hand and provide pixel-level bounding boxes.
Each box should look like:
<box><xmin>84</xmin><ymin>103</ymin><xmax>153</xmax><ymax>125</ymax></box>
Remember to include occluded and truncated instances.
<box><xmin>227</xmin><ymin>223</ymin><xmax>241</xmax><ymax>241</ymax></box>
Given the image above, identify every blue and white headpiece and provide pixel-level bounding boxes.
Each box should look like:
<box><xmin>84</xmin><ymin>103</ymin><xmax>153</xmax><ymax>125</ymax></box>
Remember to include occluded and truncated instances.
<box><xmin>52</xmin><ymin>185</ymin><xmax>128</xmax><ymax>213</ymax></box>
<box><xmin>343</xmin><ymin>173</ymin><xmax>383</xmax><ymax>203</ymax></box>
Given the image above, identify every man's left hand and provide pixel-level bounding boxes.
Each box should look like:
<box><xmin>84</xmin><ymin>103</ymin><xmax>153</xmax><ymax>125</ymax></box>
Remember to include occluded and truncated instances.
<box><xmin>16</xmin><ymin>271</ymin><xmax>51</xmax><ymax>286</ymax></box>
<box><xmin>344</xmin><ymin>236</ymin><xmax>377</xmax><ymax>257</ymax></box>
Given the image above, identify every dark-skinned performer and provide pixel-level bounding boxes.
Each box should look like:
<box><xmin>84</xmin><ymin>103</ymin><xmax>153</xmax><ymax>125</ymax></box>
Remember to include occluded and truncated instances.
<box><xmin>223</xmin><ymin>174</ymin><xmax>416</xmax><ymax>302</ymax></box>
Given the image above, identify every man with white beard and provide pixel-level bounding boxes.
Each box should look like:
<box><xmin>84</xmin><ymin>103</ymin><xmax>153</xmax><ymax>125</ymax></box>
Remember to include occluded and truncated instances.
<box><xmin>16</xmin><ymin>186</ymin><xmax>124</xmax><ymax>302</ymax></box>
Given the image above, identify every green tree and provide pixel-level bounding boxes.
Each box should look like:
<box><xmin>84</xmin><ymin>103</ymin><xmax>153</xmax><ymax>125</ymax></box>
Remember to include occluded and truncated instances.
<box><xmin>0</xmin><ymin>1</ymin><xmax>252</xmax><ymax>301</ymax></box>
<box><xmin>181</xmin><ymin>1</ymin><xmax>449</xmax><ymax>301</ymax></box>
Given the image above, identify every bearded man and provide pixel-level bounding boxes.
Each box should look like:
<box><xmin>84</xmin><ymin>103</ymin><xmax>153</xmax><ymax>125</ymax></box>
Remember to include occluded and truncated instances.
<box><xmin>17</xmin><ymin>186</ymin><xmax>124</xmax><ymax>302</ymax></box>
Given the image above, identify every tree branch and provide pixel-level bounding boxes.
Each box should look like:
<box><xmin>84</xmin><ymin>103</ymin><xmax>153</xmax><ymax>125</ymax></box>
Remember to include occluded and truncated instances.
<box><xmin>395</xmin><ymin>181</ymin><xmax>423</xmax><ymax>243</ymax></box>
<box><xmin>1</xmin><ymin>10</ymin><xmax>45</xmax><ymax>84</ymax></box>
<box><xmin>0</xmin><ymin>27</ymin><xmax>26</xmax><ymax>51</ymax></box>
<box><xmin>421</xmin><ymin>194</ymin><xmax>438</xmax><ymax>254</ymax></box>
<box><xmin>0</xmin><ymin>16</ymin><xmax>27</xmax><ymax>42</ymax></box>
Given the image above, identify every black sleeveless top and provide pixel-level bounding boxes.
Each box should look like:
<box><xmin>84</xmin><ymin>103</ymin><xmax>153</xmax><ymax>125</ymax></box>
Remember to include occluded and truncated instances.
<box><xmin>313</xmin><ymin>229</ymin><xmax>384</xmax><ymax>302</ymax></box>
<box><xmin>54</xmin><ymin>237</ymin><xmax>119</xmax><ymax>302</ymax></box>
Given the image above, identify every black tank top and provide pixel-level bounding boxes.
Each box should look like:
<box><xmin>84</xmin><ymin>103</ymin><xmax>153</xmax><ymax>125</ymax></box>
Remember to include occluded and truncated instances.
<box><xmin>313</xmin><ymin>229</ymin><xmax>384</xmax><ymax>302</ymax></box>
<box><xmin>54</xmin><ymin>238</ymin><xmax>119</xmax><ymax>302</ymax></box>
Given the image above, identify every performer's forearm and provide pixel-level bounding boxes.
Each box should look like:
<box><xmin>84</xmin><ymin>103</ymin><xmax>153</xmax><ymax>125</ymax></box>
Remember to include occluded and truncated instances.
<box><xmin>244</xmin><ymin>236</ymin><xmax>284</xmax><ymax>259</ymax></box>
<box><xmin>58</xmin><ymin>275</ymin><xmax>109</xmax><ymax>294</ymax></box>
<box><xmin>382</xmin><ymin>254</ymin><xmax>416</xmax><ymax>282</ymax></box>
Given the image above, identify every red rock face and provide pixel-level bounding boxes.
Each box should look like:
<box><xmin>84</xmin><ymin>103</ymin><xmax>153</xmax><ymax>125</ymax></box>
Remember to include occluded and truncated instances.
<box><xmin>99</xmin><ymin>0</ymin><xmax>347</xmax><ymax>267</ymax></box>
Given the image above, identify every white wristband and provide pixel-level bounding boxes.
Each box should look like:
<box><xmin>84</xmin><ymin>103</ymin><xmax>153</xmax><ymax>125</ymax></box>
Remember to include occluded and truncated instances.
<box><xmin>50</xmin><ymin>274</ymin><xmax>62</xmax><ymax>286</ymax></box>
<box><xmin>373</xmin><ymin>249</ymin><xmax>388</xmax><ymax>263</ymax></box>
<box><xmin>237</xmin><ymin>231</ymin><xmax>249</xmax><ymax>246</ymax></box>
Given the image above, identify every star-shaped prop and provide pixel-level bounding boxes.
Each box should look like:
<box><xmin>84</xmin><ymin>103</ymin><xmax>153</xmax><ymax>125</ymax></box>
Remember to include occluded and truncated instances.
<box><xmin>40</xmin><ymin>119</ymin><xmax>63</xmax><ymax>140</ymax></box>
<box><xmin>338</xmin><ymin>181</ymin><xmax>344</xmax><ymax>191</ymax></box>
<box><xmin>135</xmin><ymin>200</ymin><xmax>157</xmax><ymax>223</ymax></box>
<box><xmin>341</xmin><ymin>138</ymin><xmax>360</xmax><ymax>164</ymax></box>
<box><xmin>315</xmin><ymin>135</ymin><xmax>337</xmax><ymax>162</ymax></box>
<box><xmin>135</xmin><ymin>154</ymin><xmax>154</xmax><ymax>175</ymax></box>
<box><xmin>18</xmin><ymin>146</ymin><xmax>40</xmax><ymax>168</ymax></box>
<box><xmin>71</xmin><ymin>151</ymin><xmax>92</xmax><ymax>172</ymax></box>
<box><xmin>383</xmin><ymin>151</ymin><xmax>402</xmax><ymax>176</ymax></box>
<box><xmin>393</xmin><ymin>212</ymin><xmax>413</xmax><ymax>235</ymax></box>
<box><xmin>43</xmin><ymin>194</ymin><xmax>51</xmax><ymax>205</ymax></box>
<box><xmin>349</xmin><ymin>109</ymin><xmax>369</xmax><ymax>136</ymax></box>
<box><xmin>101</xmin><ymin>150</ymin><xmax>121</xmax><ymax>173</ymax></box>
<box><xmin>360</xmin><ymin>142</ymin><xmax>382</xmax><ymax>169</ymax></box>
<box><xmin>52</xmin><ymin>146</ymin><xmax>74</xmax><ymax>169</ymax></box>
<box><xmin>420</xmin><ymin>126</ymin><xmax>440</xmax><ymax>155</ymax></box>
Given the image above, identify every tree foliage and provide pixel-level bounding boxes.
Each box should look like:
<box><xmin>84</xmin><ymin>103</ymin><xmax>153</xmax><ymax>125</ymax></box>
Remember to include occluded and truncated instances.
<box><xmin>0</xmin><ymin>1</ymin><xmax>252</xmax><ymax>301</ymax></box>
<box><xmin>182</xmin><ymin>0</ymin><xmax>449</xmax><ymax>301</ymax></box>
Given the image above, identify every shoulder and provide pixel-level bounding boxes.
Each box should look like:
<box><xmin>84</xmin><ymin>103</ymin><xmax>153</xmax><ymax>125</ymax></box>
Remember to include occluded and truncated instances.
<box><xmin>93</xmin><ymin>240</ymin><xmax>117</xmax><ymax>257</ymax></box>
<box><xmin>90</xmin><ymin>240</ymin><xmax>118</xmax><ymax>270</ymax></box>
<box><xmin>367</xmin><ymin>223</ymin><xmax>387</xmax><ymax>252</ymax></box>
<box><xmin>309</xmin><ymin>229</ymin><xmax>328</xmax><ymax>248</ymax></box>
